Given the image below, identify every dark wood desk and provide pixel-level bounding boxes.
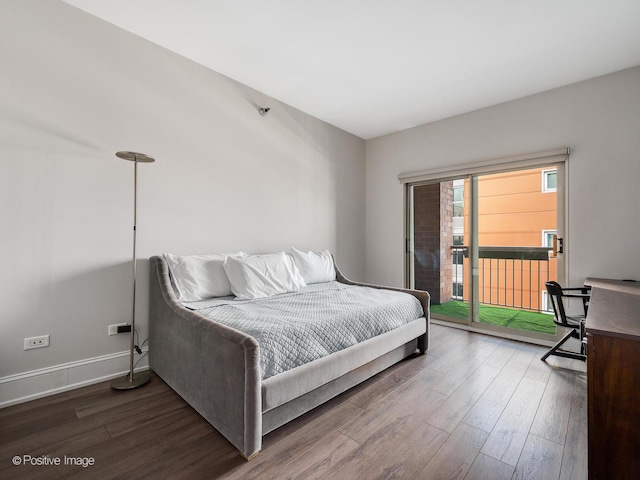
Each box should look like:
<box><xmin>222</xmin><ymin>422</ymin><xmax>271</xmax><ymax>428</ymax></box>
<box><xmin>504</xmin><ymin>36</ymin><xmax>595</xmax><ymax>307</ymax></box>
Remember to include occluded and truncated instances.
<box><xmin>584</xmin><ymin>281</ymin><xmax>640</xmax><ymax>480</ymax></box>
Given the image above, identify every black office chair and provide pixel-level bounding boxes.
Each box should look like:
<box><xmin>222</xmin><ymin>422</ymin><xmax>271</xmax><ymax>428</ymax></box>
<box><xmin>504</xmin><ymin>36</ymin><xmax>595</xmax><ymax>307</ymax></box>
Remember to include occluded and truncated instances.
<box><xmin>541</xmin><ymin>281</ymin><xmax>591</xmax><ymax>362</ymax></box>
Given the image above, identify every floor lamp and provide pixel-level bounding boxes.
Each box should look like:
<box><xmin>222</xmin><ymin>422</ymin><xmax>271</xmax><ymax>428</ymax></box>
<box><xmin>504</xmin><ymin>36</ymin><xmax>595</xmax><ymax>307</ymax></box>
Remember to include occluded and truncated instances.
<box><xmin>111</xmin><ymin>151</ymin><xmax>154</xmax><ymax>390</ymax></box>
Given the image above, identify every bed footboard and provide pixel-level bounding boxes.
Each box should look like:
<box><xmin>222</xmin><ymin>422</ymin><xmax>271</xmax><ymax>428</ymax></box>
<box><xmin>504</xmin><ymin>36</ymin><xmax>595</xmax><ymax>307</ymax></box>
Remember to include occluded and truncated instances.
<box><xmin>149</xmin><ymin>256</ymin><xmax>262</xmax><ymax>459</ymax></box>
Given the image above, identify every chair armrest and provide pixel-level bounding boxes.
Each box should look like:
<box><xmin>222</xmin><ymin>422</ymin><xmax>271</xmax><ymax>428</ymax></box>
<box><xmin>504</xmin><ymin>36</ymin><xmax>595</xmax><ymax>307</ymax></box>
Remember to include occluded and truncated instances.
<box><xmin>561</xmin><ymin>286</ymin><xmax>592</xmax><ymax>291</ymax></box>
<box><xmin>562</xmin><ymin>293</ymin><xmax>591</xmax><ymax>299</ymax></box>
<box><xmin>560</xmin><ymin>292</ymin><xmax>591</xmax><ymax>316</ymax></box>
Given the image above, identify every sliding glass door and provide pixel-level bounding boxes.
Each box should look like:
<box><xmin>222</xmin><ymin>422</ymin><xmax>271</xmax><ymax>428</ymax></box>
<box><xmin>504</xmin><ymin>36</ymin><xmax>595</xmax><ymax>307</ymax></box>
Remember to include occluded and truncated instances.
<box><xmin>406</xmin><ymin>163</ymin><xmax>565</xmax><ymax>341</ymax></box>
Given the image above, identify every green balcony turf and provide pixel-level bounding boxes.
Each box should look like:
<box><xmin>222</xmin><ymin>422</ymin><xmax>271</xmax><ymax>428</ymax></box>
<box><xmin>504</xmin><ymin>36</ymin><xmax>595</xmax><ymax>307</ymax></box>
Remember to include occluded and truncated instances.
<box><xmin>430</xmin><ymin>301</ymin><xmax>556</xmax><ymax>335</ymax></box>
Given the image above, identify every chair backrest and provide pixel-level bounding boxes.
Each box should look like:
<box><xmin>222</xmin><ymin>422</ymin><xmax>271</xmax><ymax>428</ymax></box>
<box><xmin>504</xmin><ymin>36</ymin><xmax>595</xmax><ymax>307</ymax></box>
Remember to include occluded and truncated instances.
<box><xmin>545</xmin><ymin>281</ymin><xmax>569</xmax><ymax>327</ymax></box>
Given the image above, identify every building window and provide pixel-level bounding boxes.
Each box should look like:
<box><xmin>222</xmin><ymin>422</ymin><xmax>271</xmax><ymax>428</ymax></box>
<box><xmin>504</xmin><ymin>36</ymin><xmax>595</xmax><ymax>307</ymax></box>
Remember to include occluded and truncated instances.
<box><xmin>452</xmin><ymin>235</ymin><xmax>464</xmax><ymax>266</ymax></box>
<box><xmin>453</xmin><ymin>180</ymin><xmax>464</xmax><ymax>217</ymax></box>
<box><xmin>542</xmin><ymin>230</ymin><xmax>557</xmax><ymax>248</ymax></box>
<box><xmin>541</xmin><ymin>291</ymin><xmax>555</xmax><ymax>314</ymax></box>
<box><xmin>542</xmin><ymin>169</ymin><xmax>557</xmax><ymax>192</ymax></box>
<box><xmin>453</xmin><ymin>282</ymin><xmax>463</xmax><ymax>299</ymax></box>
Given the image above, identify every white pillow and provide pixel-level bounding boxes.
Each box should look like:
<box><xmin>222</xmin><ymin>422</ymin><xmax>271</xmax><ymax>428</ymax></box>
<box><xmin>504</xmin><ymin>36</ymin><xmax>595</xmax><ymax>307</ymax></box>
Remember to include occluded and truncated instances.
<box><xmin>164</xmin><ymin>252</ymin><xmax>245</xmax><ymax>301</ymax></box>
<box><xmin>290</xmin><ymin>247</ymin><xmax>336</xmax><ymax>284</ymax></box>
<box><xmin>223</xmin><ymin>252</ymin><xmax>306</xmax><ymax>300</ymax></box>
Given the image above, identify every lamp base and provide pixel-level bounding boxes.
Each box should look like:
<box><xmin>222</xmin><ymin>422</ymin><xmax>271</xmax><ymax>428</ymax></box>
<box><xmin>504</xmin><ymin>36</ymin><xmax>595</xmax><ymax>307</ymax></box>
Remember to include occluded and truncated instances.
<box><xmin>111</xmin><ymin>371</ymin><xmax>151</xmax><ymax>390</ymax></box>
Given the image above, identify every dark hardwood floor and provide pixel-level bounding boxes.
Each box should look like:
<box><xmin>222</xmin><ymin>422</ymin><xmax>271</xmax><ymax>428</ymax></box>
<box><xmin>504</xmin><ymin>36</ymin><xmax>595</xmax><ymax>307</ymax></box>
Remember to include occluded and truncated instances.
<box><xmin>0</xmin><ymin>324</ymin><xmax>587</xmax><ymax>479</ymax></box>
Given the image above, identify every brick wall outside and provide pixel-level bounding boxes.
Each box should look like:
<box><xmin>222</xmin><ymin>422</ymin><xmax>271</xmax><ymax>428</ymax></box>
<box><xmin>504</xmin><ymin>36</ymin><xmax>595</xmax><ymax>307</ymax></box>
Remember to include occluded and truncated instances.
<box><xmin>413</xmin><ymin>182</ymin><xmax>453</xmax><ymax>304</ymax></box>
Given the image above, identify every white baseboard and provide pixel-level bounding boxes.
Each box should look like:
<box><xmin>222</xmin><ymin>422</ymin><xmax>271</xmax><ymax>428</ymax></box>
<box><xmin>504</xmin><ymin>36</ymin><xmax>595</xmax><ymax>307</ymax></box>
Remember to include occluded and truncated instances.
<box><xmin>0</xmin><ymin>348</ymin><xmax>149</xmax><ymax>409</ymax></box>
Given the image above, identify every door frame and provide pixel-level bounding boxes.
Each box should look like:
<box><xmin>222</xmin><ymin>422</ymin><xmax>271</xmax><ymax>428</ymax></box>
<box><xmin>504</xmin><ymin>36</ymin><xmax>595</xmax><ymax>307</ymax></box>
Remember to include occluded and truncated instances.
<box><xmin>402</xmin><ymin>149</ymin><xmax>569</xmax><ymax>344</ymax></box>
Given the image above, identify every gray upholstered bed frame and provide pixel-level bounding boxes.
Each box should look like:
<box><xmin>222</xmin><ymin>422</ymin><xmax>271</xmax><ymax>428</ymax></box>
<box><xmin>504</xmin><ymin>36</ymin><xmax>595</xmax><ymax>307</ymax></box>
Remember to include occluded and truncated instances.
<box><xmin>148</xmin><ymin>255</ymin><xmax>430</xmax><ymax>460</ymax></box>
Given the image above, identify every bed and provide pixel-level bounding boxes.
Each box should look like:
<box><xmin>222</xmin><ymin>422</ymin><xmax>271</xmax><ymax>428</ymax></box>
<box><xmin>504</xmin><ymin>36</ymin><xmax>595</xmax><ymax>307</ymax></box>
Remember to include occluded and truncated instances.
<box><xmin>148</xmin><ymin>251</ymin><xmax>430</xmax><ymax>459</ymax></box>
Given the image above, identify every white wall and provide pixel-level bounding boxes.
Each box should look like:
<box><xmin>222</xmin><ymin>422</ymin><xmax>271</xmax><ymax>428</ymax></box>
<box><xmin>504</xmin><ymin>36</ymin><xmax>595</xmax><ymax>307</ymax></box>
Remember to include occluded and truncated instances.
<box><xmin>0</xmin><ymin>0</ymin><xmax>365</xmax><ymax>401</ymax></box>
<box><xmin>366</xmin><ymin>66</ymin><xmax>640</xmax><ymax>287</ymax></box>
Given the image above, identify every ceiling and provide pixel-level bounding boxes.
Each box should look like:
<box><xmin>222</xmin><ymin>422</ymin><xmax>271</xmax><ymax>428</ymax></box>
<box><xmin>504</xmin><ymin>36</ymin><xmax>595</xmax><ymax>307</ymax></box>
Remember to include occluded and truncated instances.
<box><xmin>62</xmin><ymin>0</ymin><xmax>640</xmax><ymax>139</ymax></box>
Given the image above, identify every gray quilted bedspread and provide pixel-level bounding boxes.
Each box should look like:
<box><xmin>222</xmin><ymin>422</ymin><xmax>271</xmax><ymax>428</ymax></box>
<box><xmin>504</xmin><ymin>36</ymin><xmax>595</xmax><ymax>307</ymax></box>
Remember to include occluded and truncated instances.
<box><xmin>184</xmin><ymin>282</ymin><xmax>424</xmax><ymax>380</ymax></box>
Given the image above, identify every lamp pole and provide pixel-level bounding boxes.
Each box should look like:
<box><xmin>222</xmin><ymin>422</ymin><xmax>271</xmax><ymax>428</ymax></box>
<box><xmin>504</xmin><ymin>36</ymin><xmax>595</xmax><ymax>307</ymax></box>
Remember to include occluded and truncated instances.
<box><xmin>111</xmin><ymin>151</ymin><xmax>154</xmax><ymax>390</ymax></box>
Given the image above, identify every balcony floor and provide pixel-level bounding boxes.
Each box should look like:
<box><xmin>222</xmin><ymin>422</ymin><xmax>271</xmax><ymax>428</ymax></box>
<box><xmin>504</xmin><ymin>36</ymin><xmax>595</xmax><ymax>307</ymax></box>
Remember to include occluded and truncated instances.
<box><xmin>430</xmin><ymin>301</ymin><xmax>556</xmax><ymax>335</ymax></box>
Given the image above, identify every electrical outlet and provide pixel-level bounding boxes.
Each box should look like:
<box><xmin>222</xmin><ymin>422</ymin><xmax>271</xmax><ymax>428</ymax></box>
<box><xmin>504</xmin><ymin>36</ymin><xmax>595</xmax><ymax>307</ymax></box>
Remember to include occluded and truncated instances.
<box><xmin>24</xmin><ymin>335</ymin><xmax>50</xmax><ymax>350</ymax></box>
<box><xmin>108</xmin><ymin>323</ymin><xmax>128</xmax><ymax>336</ymax></box>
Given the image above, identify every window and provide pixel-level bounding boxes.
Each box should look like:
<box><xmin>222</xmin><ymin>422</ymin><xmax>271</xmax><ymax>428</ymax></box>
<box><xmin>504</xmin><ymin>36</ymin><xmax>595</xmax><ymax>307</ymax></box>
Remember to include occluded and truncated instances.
<box><xmin>542</xmin><ymin>169</ymin><xmax>557</xmax><ymax>192</ymax></box>
<box><xmin>452</xmin><ymin>234</ymin><xmax>464</xmax><ymax>299</ymax></box>
<box><xmin>542</xmin><ymin>230</ymin><xmax>557</xmax><ymax>248</ymax></box>
<box><xmin>452</xmin><ymin>179</ymin><xmax>465</xmax><ymax>239</ymax></box>
<box><xmin>453</xmin><ymin>179</ymin><xmax>464</xmax><ymax>217</ymax></box>
<box><xmin>541</xmin><ymin>291</ymin><xmax>555</xmax><ymax>314</ymax></box>
<box><xmin>402</xmin><ymin>148</ymin><xmax>568</xmax><ymax>339</ymax></box>
<box><xmin>452</xmin><ymin>235</ymin><xmax>464</xmax><ymax>265</ymax></box>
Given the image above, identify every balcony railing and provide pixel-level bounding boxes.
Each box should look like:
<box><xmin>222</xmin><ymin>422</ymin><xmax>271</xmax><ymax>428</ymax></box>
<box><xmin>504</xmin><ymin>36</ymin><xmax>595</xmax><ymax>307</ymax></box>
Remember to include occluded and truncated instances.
<box><xmin>452</xmin><ymin>246</ymin><xmax>553</xmax><ymax>312</ymax></box>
